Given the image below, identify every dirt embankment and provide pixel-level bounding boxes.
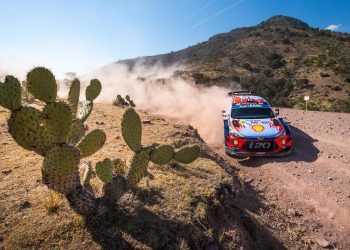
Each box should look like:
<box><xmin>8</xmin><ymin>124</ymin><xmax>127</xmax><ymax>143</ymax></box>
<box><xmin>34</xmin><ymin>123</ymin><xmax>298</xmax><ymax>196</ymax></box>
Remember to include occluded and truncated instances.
<box><xmin>216</xmin><ymin>108</ymin><xmax>350</xmax><ymax>249</ymax></box>
<box><xmin>0</xmin><ymin>103</ymin><xmax>288</xmax><ymax>249</ymax></box>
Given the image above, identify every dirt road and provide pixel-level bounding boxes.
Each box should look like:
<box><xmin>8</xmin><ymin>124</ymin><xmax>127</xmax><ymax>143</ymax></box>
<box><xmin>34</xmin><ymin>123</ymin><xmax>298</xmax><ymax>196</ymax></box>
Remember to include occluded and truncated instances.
<box><xmin>214</xmin><ymin>108</ymin><xmax>350</xmax><ymax>248</ymax></box>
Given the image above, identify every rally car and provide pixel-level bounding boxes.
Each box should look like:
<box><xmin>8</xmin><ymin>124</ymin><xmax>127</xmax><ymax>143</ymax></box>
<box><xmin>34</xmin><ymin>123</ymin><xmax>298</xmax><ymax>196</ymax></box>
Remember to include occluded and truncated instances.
<box><xmin>222</xmin><ymin>91</ymin><xmax>293</xmax><ymax>157</ymax></box>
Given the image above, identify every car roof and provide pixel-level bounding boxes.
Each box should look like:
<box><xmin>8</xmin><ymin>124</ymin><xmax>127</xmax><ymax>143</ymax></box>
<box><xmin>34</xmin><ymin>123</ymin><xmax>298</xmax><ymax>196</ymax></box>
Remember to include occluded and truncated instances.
<box><xmin>231</xmin><ymin>95</ymin><xmax>271</xmax><ymax>109</ymax></box>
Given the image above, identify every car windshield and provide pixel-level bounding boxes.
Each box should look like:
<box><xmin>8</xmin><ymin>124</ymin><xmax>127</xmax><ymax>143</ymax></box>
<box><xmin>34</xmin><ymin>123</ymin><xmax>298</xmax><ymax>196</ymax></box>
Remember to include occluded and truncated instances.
<box><xmin>231</xmin><ymin>107</ymin><xmax>275</xmax><ymax>119</ymax></box>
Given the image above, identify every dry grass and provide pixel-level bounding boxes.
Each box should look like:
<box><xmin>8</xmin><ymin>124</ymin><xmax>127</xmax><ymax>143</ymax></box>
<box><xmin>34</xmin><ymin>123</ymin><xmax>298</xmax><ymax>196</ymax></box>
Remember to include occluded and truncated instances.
<box><xmin>43</xmin><ymin>192</ymin><xmax>63</xmax><ymax>214</ymax></box>
<box><xmin>0</xmin><ymin>104</ymin><xmax>251</xmax><ymax>249</ymax></box>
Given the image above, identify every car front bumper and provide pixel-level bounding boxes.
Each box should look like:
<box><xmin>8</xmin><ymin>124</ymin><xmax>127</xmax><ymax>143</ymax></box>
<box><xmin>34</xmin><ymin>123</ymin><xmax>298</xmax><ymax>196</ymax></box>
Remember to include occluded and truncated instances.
<box><xmin>225</xmin><ymin>145</ymin><xmax>293</xmax><ymax>157</ymax></box>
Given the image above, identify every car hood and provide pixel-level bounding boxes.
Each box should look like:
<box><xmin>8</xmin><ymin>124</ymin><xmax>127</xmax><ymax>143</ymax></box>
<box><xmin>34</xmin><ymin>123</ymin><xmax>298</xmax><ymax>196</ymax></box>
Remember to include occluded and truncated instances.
<box><xmin>231</xmin><ymin>118</ymin><xmax>283</xmax><ymax>138</ymax></box>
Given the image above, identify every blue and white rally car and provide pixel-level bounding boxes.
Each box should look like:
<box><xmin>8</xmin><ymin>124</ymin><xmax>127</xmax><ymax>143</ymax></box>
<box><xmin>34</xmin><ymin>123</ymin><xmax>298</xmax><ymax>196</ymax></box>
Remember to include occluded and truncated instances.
<box><xmin>222</xmin><ymin>91</ymin><xmax>293</xmax><ymax>157</ymax></box>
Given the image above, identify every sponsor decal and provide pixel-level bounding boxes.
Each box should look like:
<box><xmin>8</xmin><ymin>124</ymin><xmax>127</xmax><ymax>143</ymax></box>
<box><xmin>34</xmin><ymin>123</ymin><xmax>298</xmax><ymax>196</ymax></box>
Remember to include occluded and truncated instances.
<box><xmin>252</xmin><ymin>124</ymin><xmax>265</xmax><ymax>132</ymax></box>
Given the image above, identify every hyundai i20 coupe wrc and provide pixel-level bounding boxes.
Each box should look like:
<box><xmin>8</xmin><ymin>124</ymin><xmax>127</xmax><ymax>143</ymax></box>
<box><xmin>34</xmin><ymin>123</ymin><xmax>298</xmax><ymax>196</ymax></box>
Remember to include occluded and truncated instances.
<box><xmin>222</xmin><ymin>91</ymin><xmax>293</xmax><ymax>157</ymax></box>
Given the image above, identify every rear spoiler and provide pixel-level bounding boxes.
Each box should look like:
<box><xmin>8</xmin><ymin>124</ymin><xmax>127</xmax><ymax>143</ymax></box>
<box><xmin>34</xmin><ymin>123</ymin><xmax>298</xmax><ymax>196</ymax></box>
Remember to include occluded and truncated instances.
<box><xmin>227</xmin><ymin>90</ymin><xmax>253</xmax><ymax>97</ymax></box>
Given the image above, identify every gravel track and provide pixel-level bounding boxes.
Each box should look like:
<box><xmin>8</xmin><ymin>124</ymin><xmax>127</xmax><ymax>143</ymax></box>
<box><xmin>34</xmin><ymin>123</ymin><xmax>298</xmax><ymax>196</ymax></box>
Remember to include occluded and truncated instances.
<box><xmin>216</xmin><ymin>108</ymin><xmax>350</xmax><ymax>248</ymax></box>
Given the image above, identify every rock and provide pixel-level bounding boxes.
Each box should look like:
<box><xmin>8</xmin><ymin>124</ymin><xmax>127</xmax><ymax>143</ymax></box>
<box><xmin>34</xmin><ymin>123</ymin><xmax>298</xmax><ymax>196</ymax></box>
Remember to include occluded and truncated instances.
<box><xmin>316</xmin><ymin>238</ymin><xmax>331</xmax><ymax>248</ymax></box>
<box><xmin>287</xmin><ymin>208</ymin><xmax>302</xmax><ymax>217</ymax></box>
<box><xmin>328</xmin><ymin>177</ymin><xmax>333</xmax><ymax>181</ymax></box>
<box><xmin>1</xmin><ymin>169</ymin><xmax>12</xmax><ymax>175</ymax></box>
<box><xmin>309</xmin><ymin>170</ymin><xmax>314</xmax><ymax>173</ymax></box>
<box><xmin>142</xmin><ymin>119</ymin><xmax>152</xmax><ymax>124</ymax></box>
<box><xmin>19</xmin><ymin>200</ymin><xmax>31</xmax><ymax>210</ymax></box>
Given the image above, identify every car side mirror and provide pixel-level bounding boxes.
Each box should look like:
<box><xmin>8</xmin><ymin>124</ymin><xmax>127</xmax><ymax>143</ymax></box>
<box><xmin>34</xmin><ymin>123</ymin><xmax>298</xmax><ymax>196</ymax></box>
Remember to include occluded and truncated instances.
<box><xmin>275</xmin><ymin>108</ymin><xmax>280</xmax><ymax>116</ymax></box>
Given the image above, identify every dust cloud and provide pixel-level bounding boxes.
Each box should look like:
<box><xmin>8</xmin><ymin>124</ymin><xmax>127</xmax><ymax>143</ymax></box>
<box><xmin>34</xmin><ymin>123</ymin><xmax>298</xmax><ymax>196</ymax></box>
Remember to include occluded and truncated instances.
<box><xmin>80</xmin><ymin>61</ymin><xmax>238</xmax><ymax>145</ymax></box>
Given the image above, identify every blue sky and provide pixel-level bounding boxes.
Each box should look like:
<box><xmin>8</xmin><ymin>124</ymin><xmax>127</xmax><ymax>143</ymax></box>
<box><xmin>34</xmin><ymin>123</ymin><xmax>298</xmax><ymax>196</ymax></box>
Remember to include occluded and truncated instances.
<box><xmin>0</xmin><ymin>0</ymin><xmax>349</xmax><ymax>78</ymax></box>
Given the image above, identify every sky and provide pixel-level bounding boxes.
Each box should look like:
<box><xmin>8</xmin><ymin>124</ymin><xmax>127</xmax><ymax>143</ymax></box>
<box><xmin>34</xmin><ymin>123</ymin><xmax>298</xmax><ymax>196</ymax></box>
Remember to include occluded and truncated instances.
<box><xmin>0</xmin><ymin>0</ymin><xmax>349</xmax><ymax>78</ymax></box>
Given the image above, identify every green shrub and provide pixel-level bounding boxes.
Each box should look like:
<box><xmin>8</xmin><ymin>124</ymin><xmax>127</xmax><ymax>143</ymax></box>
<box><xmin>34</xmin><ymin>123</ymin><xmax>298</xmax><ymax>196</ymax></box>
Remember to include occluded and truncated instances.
<box><xmin>282</xmin><ymin>37</ymin><xmax>291</xmax><ymax>44</ymax></box>
<box><xmin>242</xmin><ymin>63</ymin><xmax>253</xmax><ymax>71</ymax></box>
<box><xmin>329</xmin><ymin>99</ymin><xmax>350</xmax><ymax>113</ymax></box>
<box><xmin>267</xmin><ymin>53</ymin><xmax>286</xmax><ymax>69</ymax></box>
<box><xmin>332</xmin><ymin>85</ymin><xmax>342</xmax><ymax>91</ymax></box>
<box><xmin>295</xmin><ymin>78</ymin><xmax>309</xmax><ymax>88</ymax></box>
<box><xmin>263</xmin><ymin>69</ymin><xmax>272</xmax><ymax>77</ymax></box>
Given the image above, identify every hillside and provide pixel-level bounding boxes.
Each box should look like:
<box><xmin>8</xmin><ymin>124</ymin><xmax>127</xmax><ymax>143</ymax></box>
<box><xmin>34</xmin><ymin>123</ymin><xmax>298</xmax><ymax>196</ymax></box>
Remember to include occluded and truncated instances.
<box><xmin>117</xmin><ymin>15</ymin><xmax>350</xmax><ymax>112</ymax></box>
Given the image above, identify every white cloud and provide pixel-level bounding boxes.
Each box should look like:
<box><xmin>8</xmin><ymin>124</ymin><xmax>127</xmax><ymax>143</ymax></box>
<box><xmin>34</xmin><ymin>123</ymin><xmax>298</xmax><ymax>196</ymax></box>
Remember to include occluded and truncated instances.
<box><xmin>326</xmin><ymin>24</ymin><xmax>341</xmax><ymax>31</ymax></box>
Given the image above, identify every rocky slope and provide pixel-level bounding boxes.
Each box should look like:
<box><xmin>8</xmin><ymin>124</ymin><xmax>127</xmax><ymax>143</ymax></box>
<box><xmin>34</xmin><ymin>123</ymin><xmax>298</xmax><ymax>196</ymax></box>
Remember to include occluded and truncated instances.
<box><xmin>217</xmin><ymin>108</ymin><xmax>350</xmax><ymax>249</ymax></box>
<box><xmin>115</xmin><ymin>15</ymin><xmax>350</xmax><ymax>112</ymax></box>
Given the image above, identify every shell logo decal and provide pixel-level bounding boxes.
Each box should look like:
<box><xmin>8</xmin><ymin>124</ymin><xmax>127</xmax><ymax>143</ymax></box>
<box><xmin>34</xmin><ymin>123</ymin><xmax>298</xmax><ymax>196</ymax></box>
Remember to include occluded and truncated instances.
<box><xmin>252</xmin><ymin>124</ymin><xmax>265</xmax><ymax>132</ymax></box>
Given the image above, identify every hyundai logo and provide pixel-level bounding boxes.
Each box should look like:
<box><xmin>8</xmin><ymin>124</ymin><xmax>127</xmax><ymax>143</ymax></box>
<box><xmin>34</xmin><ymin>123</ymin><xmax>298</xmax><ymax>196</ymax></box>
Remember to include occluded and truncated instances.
<box><xmin>257</xmin><ymin>137</ymin><xmax>264</xmax><ymax>140</ymax></box>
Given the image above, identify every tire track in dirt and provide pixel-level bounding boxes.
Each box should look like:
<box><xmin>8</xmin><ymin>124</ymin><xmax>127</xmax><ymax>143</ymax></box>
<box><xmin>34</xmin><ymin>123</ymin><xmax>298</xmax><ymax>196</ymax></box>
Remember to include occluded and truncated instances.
<box><xmin>212</xmin><ymin>108</ymin><xmax>350</xmax><ymax>248</ymax></box>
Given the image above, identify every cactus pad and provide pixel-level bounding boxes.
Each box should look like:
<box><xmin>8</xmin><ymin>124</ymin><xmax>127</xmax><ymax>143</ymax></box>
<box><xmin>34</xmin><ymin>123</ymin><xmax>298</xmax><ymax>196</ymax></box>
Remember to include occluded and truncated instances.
<box><xmin>8</xmin><ymin>106</ymin><xmax>53</xmax><ymax>155</ymax></box>
<box><xmin>0</xmin><ymin>75</ymin><xmax>22</xmax><ymax>111</ymax></box>
<box><xmin>26</xmin><ymin>67</ymin><xmax>57</xmax><ymax>103</ymax></box>
<box><xmin>113</xmin><ymin>158</ymin><xmax>126</xmax><ymax>175</ymax></box>
<box><xmin>66</xmin><ymin>119</ymin><xmax>85</xmax><ymax>145</ymax></box>
<box><xmin>129</xmin><ymin>100</ymin><xmax>136</xmax><ymax>107</ymax></box>
<box><xmin>174</xmin><ymin>145</ymin><xmax>200</xmax><ymax>164</ymax></box>
<box><xmin>43</xmin><ymin>102</ymin><xmax>72</xmax><ymax>143</ymax></box>
<box><xmin>150</xmin><ymin>144</ymin><xmax>174</xmax><ymax>165</ymax></box>
<box><xmin>42</xmin><ymin>145</ymin><xmax>79</xmax><ymax>191</ymax></box>
<box><xmin>85</xmin><ymin>79</ymin><xmax>101</xmax><ymax>101</ymax></box>
<box><xmin>67</xmin><ymin>79</ymin><xmax>80</xmax><ymax>117</ymax></box>
<box><xmin>96</xmin><ymin>158</ymin><xmax>114</xmax><ymax>184</ymax></box>
<box><xmin>77</xmin><ymin>129</ymin><xmax>106</xmax><ymax>157</ymax></box>
<box><xmin>127</xmin><ymin>150</ymin><xmax>150</xmax><ymax>186</ymax></box>
<box><xmin>77</xmin><ymin>100</ymin><xmax>93</xmax><ymax>122</ymax></box>
<box><xmin>121</xmin><ymin>108</ymin><xmax>142</xmax><ymax>152</ymax></box>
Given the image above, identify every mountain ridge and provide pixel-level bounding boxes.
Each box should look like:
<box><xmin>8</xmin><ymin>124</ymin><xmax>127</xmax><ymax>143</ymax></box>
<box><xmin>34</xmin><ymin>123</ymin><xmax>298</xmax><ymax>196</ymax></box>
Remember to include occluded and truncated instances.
<box><xmin>113</xmin><ymin>15</ymin><xmax>350</xmax><ymax>112</ymax></box>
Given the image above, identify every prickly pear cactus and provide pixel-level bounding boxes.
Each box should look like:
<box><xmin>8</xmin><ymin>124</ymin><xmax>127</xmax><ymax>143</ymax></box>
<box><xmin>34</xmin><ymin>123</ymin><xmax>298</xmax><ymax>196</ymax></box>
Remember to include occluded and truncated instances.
<box><xmin>0</xmin><ymin>67</ymin><xmax>201</xmax><ymax>216</ymax></box>
<box><xmin>67</xmin><ymin>79</ymin><xmax>80</xmax><ymax>117</ymax></box>
<box><xmin>96</xmin><ymin>158</ymin><xmax>114</xmax><ymax>184</ymax></box>
<box><xmin>174</xmin><ymin>145</ymin><xmax>201</xmax><ymax>164</ymax></box>
<box><xmin>27</xmin><ymin>67</ymin><xmax>57</xmax><ymax>103</ymax></box>
<box><xmin>43</xmin><ymin>102</ymin><xmax>72</xmax><ymax>143</ymax></box>
<box><xmin>8</xmin><ymin>106</ymin><xmax>53</xmax><ymax>155</ymax></box>
<box><xmin>122</xmin><ymin>108</ymin><xmax>142</xmax><ymax>152</ymax></box>
<box><xmin>113</xmin><ymin>158</ymin><xmax>126</xmax><ymax>175</ymax></box>
<box><xmin>77</xmin><ymin>100</ymin><xmax>93</xmax><ymax>122</ymax></box>
<box><xmin>77</xmin><ymin>129</ymin><xmax>106</xmax><ymax>158</ymax></box>
<box><xmin>42</xmin><ymin>145</ymin><xmax>80</xmax><ymax>193</ymax></box>
<box><xmin>121</xmin><ymin>108</ymin><xmax>200</xmax><ymax>186</ymax></box>
<box><xmin>129</xmin><ymin>100</ymin><xmax>136</xmax><ymax>107</ymax></box>
<box><xmin>85</xmin><ymin>79</ymin><xmax>101</xmax><ymax>101</ymax></box>
<box><xmin>0</xmin><ymin>75</ymin><xmax>22</xmax><ymax>111</ymax></box>
<box><xmin>66</xmin><ymin>120</ymin><xmax>85</xmax><ymax>145</ymax></box>
<box><xmin>127</xmin><ymin>150</ymin><xmax>150</xmax><ymax>186</ymax></box>
<box><xmin>0</xmin><ymin>67</ymin><xmax>106</xmax><ymax>216</ymax></box>
<box><xmin>150</xmin><ymin>144</ymin><xmax>174</xmax><ymax>165</ymax></box>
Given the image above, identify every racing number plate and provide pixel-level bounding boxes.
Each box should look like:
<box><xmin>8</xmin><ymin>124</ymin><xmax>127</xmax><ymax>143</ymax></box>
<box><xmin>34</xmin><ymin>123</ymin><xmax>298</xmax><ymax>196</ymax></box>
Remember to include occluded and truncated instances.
<box><xmin>248</xmin><ymin>141</ymin><xmax>273</xmax><ymax>151</ymax></box>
